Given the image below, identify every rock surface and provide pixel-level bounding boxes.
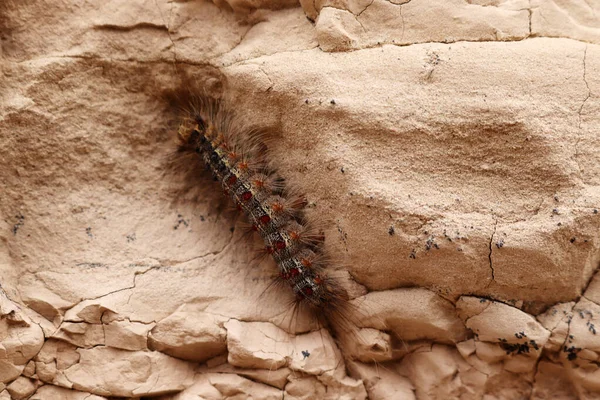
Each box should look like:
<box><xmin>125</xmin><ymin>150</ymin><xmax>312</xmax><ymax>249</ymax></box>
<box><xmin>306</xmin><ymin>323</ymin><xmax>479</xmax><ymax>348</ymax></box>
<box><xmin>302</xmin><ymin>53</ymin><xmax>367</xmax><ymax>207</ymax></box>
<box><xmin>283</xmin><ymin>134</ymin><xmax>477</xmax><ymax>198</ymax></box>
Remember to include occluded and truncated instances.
<box><xmin>1</xmin><ymin>0</ymin><xmax>599</xmax><ymax>399</ymax></box>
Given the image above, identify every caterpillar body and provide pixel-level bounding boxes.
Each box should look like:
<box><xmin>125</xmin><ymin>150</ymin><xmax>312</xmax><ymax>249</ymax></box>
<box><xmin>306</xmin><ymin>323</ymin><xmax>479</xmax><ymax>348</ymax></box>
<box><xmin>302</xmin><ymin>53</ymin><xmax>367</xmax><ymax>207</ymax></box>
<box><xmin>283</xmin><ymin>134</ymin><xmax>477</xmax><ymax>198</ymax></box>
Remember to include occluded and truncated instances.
<box><xmin>177</xmin><ymin>96</ymin><xmax>350</xmax><ymax>326</ymax></box>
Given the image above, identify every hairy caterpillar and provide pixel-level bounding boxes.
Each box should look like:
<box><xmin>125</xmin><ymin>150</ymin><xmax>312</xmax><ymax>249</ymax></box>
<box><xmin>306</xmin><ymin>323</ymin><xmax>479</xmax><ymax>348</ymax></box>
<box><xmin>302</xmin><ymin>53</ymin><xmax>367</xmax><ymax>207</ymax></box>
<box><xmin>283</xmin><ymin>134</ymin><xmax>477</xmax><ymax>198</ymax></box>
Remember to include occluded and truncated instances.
<box><xmin>175</xmin><ymin>93</ymin><xmax>356</xmax><ymax>334</ymax></box>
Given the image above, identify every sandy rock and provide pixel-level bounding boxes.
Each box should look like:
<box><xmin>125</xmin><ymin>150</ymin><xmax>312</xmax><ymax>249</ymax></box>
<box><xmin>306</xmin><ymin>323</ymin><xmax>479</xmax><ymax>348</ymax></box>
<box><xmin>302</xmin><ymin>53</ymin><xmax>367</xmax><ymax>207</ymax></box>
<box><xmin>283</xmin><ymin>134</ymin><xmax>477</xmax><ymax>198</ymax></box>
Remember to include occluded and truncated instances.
<box><xmin>223</xmin><ymin>38</ymin><xmax>600</xmax><ymax>306</ymax></box>
<box><xmin>35</xmin><ymin>339</ymin><xmax>80</xmax><ymax>369</ymax></box>
<box><xmin>347</xmin><ymin>360</ymin><xmax>415</xmax><ymax>400</ymax></box>
<box><xmin>63</xmin><ymin>300</ymin><xmax>118</xmax><ymax>324</ymax></box>
<box><xmin>31</xmin><ymin>385</ymin><xmax>108</xmax><ymax>400</ymax></box>
<box><xmin>209</xmin><ymin>373</ymin><xmax>283</xmax><ymax>400</ymax></box>
<box><xmin>584</xmin><ymin>271</ymin><xmax>600</xmax><ymax>305</ymax></box>
<box><xmin>6</xmin><ymin>377</ymin><xmax>37</xmax><ymax>400</ymax></box>
<box><xmin>156</xmin><ymin>374</ymin><xmax>222</xmax><ymax>400</ymax></box>
<box><xmin>397</xmin><ymin>344</ymin><xmax>485</xmax><ymax>400</ymax></box>
<box><xmin>315</xmin><ymin>7</ymin><xmax>363</xmax><ymax>52</ymax></box>
<box><xmin>348</xmin><ymin>288</ymin><xmax>468</xmax><ymax>344</ymax></box>
<box><xmin>34</xmin><ymin>339</ymin><xmax>82</xmax><ymax>387</ymax></box>
<box><xmin>35</xmin><ymin>361</ymin><xmax>58</xmax><ymax>384</ymax></box>
<box><xmin>284</xmin><ymin>376</ymin><xmax>329</xmax><ymax>400</ymax></box>
<box><xmin>532</xmin><ymin>0</ymin><xmax>600</xmax><ymax>44</ymax></box>
<box><xmin>18</xmin><ymin>306</ymin><xmax>57</xmax><ymax>338</ymax></box>
<box><xmin>345</xmin><ymin>327</ymin><xmax>393</xmax><ymax>362</ymax></box>
<box><xmin>291</xmin><ymin>330</ymin><xmax>367</xmax><ymax>399</ymax></box>
<box><xmin>51</xmin><ymin>322</ymin><xmax>105</xmax><ymax>348</ymax></box>
<box><xmin>225</xmin><ymin>319</ymin><xmax>292</xmax><ymax>370</ymax></box>
<box><xmin>456</xmin><ymin>297</ymin><xmax>550</xmax><ymax>348</ymax></box>
<box><xmin>224</xmin><ymin>320</ymin><xmax>366</xmax><ymax>397</ymax></box>
<box><xmin>2</xmin><ymin>0</ymin><xmax>600</xmax><ymax>399</ymax></box>
<box><xmin>149</xmin><ymin>309</ymin><xmax>226</xmax><ymax>362</ymax></box>
<box><xmin>104</xmin><ymin>319</ymin><xmax>152</xmax><ymax>351</ymax></box>
<box><xmin>202</xmin><ymin>363</ymin><xmax>291</xmax><ymax>390</ymax></box>
<box><xmin>568</xmin><ymin>298</ymin><xmax>600</xmax><ymax>355</ymax></box>
<box><xmin>530</xmin><ymin>361</ymin><xmax>578</xmax><ymax>400</ymax></box>
<box><xmin>19</xmin><ymin>283</ymin><xmax>73</xmax><ymax>324</ymax></box>
<box><xmin>62</xmin><ymin>347</ymin><xmax>195</xmax><ymax>397</ymax></box>
<box><xmin>0</xmin><ymin>292</ymin><xmax>45</xmax><ymax>374</ymax></box>
<box><xmin>22</xmin><ymin>361</ymin><xmax>35</xmax><ymax>378</ymax></box>
<box><xmin>0</xmin><ymin>362</ymin><xmax>23</xmax><ymax>384</ymax></box>
<box><xmin>537</xmin><ymin>302</ymin><xmax>575</xmax><ymax>353</ymax></box>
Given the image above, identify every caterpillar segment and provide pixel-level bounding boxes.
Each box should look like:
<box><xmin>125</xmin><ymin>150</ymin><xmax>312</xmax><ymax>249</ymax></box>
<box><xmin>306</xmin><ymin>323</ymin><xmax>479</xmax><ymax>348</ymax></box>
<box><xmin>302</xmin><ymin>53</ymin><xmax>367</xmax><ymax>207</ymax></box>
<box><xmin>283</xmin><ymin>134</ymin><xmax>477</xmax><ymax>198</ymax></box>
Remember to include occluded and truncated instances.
<box><xmin>184</xmin><ymin>117</ymin><xmax>340</xmax><ymax>309</ymax></box>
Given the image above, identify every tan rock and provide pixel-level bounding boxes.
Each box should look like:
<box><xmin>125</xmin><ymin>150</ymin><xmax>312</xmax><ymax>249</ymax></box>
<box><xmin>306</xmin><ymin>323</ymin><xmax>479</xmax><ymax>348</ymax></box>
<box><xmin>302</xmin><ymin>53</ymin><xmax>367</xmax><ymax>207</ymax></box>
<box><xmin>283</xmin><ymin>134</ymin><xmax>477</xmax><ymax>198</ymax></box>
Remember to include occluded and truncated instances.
<box><xmin>63</xmin><ymin>301</ymin><xmax>118</xmax><ymax>324</ymax></box>
<box><xmin>537</xmin><ymin>302</ymin><xmax>574</xmax><ymax>353</ymax></box>
<box><xmin>62</xmin><ymin>347</ymin><xmax>195</xmax><ymax>397</ymax></box>
<box><xmin>34</xmin><ymin>340</ymin><xmax>81</xmax><ymax>386</ymax></box>
<box><xmin>209</xmin><ymin>373</ymin><xmax>283</xmax><ymax>400</ymax></box>
<box><xmin>457</xmin><ymin>296</ymin><xmax>550</xmax><ymax>348</ymax></box>
<box><xmin>105</xmin><ymin>319</ymin><xmax>152</xmax><ymax>351</ymax></box>
<box><xmin>31</xmin><ymin>385</ymin><xmax>108</xmax><ymax>400</ymax></box>
<box><xmin>284</xmin><ymin>376</ymin><xmax>327</xmax><ymax>400</ymax></box>
<box><xmin>19</xmin><ymin>283</ymin><xmax>73</xmax><ymax>324</ymax></box>
<box><xmin>34</xmin><ymin>339</ymin><xmax>80</xmax><ymax>369</ymax></box>
<box><xmin>225</xmin><ymin>319</ymin><xmax>292</xmax><ymax>369</ymax></box>
<box><xmin>158</xmin><ymin>374</ymin><xmax>222</xmax><ymax>400</ymax></box>
<box><xmin>315</xmin><ymin>7</ymin><xmax>364</xmax><ymax>52</ymax></box>
<box><xmin>51</xmin><ymin>322</ymin><xmax>105</xmax><ymax>348</ymax></box>
<box><xmin>348</xmin><ymin>288</ymin><xmax>468</xmax><ymax>344</ymax></box>
<box><xmin>568</xmin><ymin>298</ymin><xmax>600</xmax><ymax>354</ymax></box>
<box><xmin>149</xmin><ymin>309</ymin><xmax>226</xmax><ymax>361</ymax></box>
<box><xmin>344</xmin><ymin>327</ymin><xmax>393</xmax><ymax>362</ymax></box>
<box><xmin>1</xmin><ymin>0</ymin><xmax>600</xmax><ymax>398</ymax></box>
<box><xmin>203</xmin><ymin>363</ymin><xmax>291</xmax><ymax>390</ymax></box>
<box><xmin>397</xmin><ymin>345</ymin><xmax>479</xmax><ymax>400</ymax></box>
<box><xmin>347</xmin><ymin>360</ymin><xmax>415</xmax><ymax>400</ymax></box>
<box><xmin>22</xmin><ymin>360</ymin><xmax>35</xmax><ymax>378</ymax></box>
<box><xmin>6</xmin><ymin>377</ymin><xmax>36</xmax><ymax>400</ymax></box>
<box><xmin>530</xmin><ymin>361</ymin><xmax>578</xmax><ymax>400</ymax></box>
<box><xmin>291</xmin><ymin>329</ymin><xmax>367</xmax><ymax>399</ymax></box>
<box><xmin>0</xmin><ymin>361</ymin><xmax>23</xmax><ymax>384</ymax></box>
<box><xmin>0</xmin><ymin>293</ymin><xmax>45</xmax><ymax>372</ymax></box>
<box><xmin>35</xmin><ymin>361</ymin><xmax>58</xmax><ymax>383</ymax></box>
<box><xmin>532</xmin><ymin>0</ymin><xmax>600</xmax><ymax>44</ymax></box>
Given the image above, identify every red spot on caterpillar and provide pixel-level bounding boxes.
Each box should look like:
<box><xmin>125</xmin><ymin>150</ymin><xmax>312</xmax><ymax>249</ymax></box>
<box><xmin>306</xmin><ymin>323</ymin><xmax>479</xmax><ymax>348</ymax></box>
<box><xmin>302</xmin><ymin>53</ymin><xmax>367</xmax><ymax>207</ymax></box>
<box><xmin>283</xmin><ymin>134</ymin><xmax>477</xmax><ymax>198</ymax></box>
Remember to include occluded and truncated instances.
<box><xmin>275</xmin><ymin>240</ymin><xmax>286</xmax><ymax>250</ymax></box>
<box><xmin>303</xmin><ymin>286</ymin><xmax>313</xmax><ymax>296</ymax></box>
<box><xmin>259</xmin><ymin>215</ymin><xmax>271</xmax><ymax>225</ymax></box>
<box><xmin>253</xmin><ymin>179</ymin><xmax>265</xmax><ymax>188</ymax></box>
<box><xmin>289</xmin><ymin>230</ymin><xmax>300</xmax><ymax>241</ymax></box>
<box><xmin>300</xmin><ymin>258</ymin><xmax>312</xmax><ymax>267</ymax></box>
<box><xmin>289</xmin><ymin>268</ymin><xmax>299</xmax><ymax>277</ymax></box>
<box><xmin>265</xmin><ymin>246</ymin><xmax>274</xmax><ymax>254</ymax></box>
<box><xmin>227</xmin><ymin>175</ymin><xmax>237</xmax><ymax>185</ymax></box>
<box><xmin>314</xmin><ymin>276</ymin><xmax>322</xmax><ymax>284</ymax></box>
<box><xmin>241</xmin><ymin>192</ymin><xmax>253</xmax><ymax>201</ymax></box>
<box><xmin>272</xmin><ymin>202</ymin><xmax>284</xmax><ymax>213</ymax></box>
<box><xmin>238</xmin><ymin>162</ymin><xmax>248</xmax><ymax>171</ymax></box>
<box><xmin>228</xmin><ymin>152</ymin><xmax>238</xmax><ymax>160</ymax></box>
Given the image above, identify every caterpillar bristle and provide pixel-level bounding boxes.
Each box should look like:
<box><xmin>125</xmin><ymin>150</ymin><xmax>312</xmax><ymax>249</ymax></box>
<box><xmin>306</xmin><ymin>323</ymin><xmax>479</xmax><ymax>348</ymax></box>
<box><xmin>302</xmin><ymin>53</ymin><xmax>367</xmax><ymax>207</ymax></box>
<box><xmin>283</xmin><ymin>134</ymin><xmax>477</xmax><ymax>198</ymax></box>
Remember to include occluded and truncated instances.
<box><xmin>174</xmin><ymin>91</ymin><xmax>379</xmax><ymax>355</ymax></box>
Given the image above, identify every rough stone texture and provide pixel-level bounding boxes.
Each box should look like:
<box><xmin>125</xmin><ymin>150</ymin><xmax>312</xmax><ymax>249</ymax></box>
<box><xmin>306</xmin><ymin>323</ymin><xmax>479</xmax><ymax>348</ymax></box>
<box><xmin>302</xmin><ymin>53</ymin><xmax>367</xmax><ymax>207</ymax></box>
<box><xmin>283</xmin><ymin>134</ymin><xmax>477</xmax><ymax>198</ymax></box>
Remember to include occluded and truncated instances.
<box><xmin>30</xmin><ymin>385</ymin><xmax>108</xmax><ymax>400</ymax></box>
<box><xmin>5</xmin><ymin>377</ymin><xmax>36</xmax><ymax>400</ymax></box>
<box><xmin>1</xmin><ymin>0</ymin><xmax>600</xmax><ymax>398</ymax></box>
<box><xmin>62</xmin><ymin>347</ymin><xmax>195</xmax><ymax>397</ymax></box>
<box><xmin>149</xmin><ymin>307</ymin><xmax>227</xmax><ymax>362</ymax></box>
